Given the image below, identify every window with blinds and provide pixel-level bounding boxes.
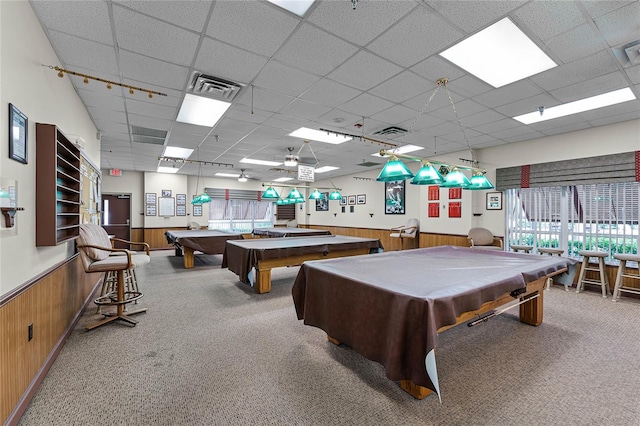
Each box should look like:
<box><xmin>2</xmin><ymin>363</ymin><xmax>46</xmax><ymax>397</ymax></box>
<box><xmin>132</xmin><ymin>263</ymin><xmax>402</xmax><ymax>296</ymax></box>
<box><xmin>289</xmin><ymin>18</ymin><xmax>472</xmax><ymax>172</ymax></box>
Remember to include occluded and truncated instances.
<box><xmin>506</xmin><ymin>182</ymin><xmax>639</xmax><ymax>263</ymax></box>
<box><xmin>208</xmin><ymin>199</ymin><xmax>273</xmax><ymax>232</ymax></box>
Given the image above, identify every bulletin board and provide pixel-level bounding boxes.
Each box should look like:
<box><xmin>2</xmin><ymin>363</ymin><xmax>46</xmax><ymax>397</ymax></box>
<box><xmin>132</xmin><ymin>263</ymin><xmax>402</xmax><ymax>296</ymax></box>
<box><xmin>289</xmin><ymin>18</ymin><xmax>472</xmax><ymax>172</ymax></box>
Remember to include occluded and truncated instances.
<box><xmin>80</xmin><ymin>153</ymin><xmax>101</xmax><ymax>225</ymax></box>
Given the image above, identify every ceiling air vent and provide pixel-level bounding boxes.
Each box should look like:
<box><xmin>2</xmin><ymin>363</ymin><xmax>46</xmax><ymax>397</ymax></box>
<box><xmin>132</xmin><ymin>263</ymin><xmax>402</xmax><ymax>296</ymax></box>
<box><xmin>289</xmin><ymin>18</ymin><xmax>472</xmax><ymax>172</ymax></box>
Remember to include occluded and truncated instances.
<box><xmin>358</xmin><ymin>160</ymin><xmax>382</xmax><ymax>167</ymax></box>
<box><xmin>373</xmin><ymin>126</ymin><xmax>407</xmax><ymax>137</ymax></box>
<box><xmin>188</xmin><ymin>71</ymin><xmax>245</xmax><ymax>102</ymax></box>
<box><xmin>612</xmin><ymin>40</ymin><xmax>640</xmax><ymax>67</ymax></box>
<box><xmin>130</xmin><ymin>125</ymin><xmax>167</xmax><ymax>145</ymax></box>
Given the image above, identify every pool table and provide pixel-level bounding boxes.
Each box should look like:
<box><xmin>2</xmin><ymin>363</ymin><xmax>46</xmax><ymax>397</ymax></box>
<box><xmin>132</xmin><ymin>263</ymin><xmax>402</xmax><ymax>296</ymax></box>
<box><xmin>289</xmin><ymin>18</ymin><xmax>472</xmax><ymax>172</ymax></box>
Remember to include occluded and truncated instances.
<box><xmin>165</xmin><ymin>230</ymin><xmax>244</xmax><ymax>269</ymax></box>
<box><xmin>292</xmin><ymin>245</ymin><xmax>577</xmax><ymax>400</ymax></box>
<box><xmin>222</xmin><ymin>235</ymin><xmax>383</xmax><ymax>294</ymax></box>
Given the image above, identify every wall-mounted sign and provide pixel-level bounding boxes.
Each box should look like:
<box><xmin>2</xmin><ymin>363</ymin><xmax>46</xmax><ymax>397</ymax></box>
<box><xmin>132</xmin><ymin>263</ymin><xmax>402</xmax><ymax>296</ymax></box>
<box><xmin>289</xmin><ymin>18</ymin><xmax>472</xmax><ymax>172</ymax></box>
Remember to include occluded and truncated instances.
<box><xmin>109</xmin><ymin>169</ymin><xmax>122</xmax><ymax>177</ymax></box>
<box><xmin>297</xmin><ymin>165</ymin><xmax>315</xmax><ymax>182</ymax></box>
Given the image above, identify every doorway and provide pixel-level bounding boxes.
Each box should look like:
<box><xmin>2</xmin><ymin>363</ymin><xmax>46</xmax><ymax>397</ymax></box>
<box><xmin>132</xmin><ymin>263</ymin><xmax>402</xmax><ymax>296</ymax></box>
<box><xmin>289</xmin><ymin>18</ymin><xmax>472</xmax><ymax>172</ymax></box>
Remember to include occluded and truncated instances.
<box><xmin>102</xmin><ymin>194</ymin><xmax>131</xmax><ymax>249</ymax></box>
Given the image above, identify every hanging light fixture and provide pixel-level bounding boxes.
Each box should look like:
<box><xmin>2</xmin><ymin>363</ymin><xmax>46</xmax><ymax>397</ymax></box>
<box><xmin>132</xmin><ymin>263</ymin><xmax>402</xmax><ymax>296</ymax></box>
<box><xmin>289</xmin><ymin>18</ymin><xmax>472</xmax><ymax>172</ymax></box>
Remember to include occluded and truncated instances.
<box><xmin>261</xmin><ymin>186</ymin><xmax>280</xmax><ymax>199</ymax></box>
<box><xmin>328</xmin><ymin>189</ymin><xmax>342</xmax><ymax>200</ymax></box>
<box><xmin>238</xmin><ymin>169</ymin><xmax>248</xmax><ymax>183</ymax></box>
<box><xmin>410</xmin><ymin>161</ymin><xmax>444</xmax><ymax>185</ymax></box>
<box><xmin>468</xmin><ymin>170</ymin><xmax>495</xmax><ymax>190</ymax></box>
<box><xmin>191</xmin><ymin>149</ymin><xmax>211</xmax><ymax>205</ymax></box>
<box><xmin>308</xmin><ymin>189</ymin><xmax>324</xmax><ymax>200</ymax></box>
<box><xmin>376</xmin><ymin>155</ymin><xmax>414</xmax><ymax>182</ymax></box>
<box><xmin>439</xmin><ymin>167</ymin><xmax>471</xmax><ymax>189</ymax></box>
<box><xmin>284</xmin><ymin>147</ymin><xmax>298</xmax><ymax>167</ymax></box>
<box><xmin>286</xmin><ymin>188</ymin><xmax>305</xmax><ymax>203</ymax></box>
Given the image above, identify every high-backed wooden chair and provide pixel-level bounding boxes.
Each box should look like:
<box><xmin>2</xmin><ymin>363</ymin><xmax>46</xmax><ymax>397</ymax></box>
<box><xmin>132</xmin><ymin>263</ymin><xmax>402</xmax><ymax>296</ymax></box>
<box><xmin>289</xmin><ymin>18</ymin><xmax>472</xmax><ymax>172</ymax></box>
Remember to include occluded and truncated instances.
<box><xmin>77</xmin><ymin>223</ymin><xmax>149</xmax><ymax>330</ymax></box>
<box><xmin>390</xmin><ymin>218</ymin><xmax>419</xmax><ymax>250</ymax></box>
<box><xmin>468</xmin><ymin>228</ymin><xmax>503</xmax><ymax>250</ymax></box>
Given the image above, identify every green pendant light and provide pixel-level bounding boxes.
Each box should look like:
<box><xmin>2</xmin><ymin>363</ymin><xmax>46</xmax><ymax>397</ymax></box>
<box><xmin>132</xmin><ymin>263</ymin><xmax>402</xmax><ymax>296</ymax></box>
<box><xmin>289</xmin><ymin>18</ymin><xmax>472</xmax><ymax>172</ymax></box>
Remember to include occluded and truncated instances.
<box><xmin>439</xmin><ymin>167</ymin><xmax>471</xmax><ymax>188</ymax></box>
<box><xmin>410</xmin><ymin>162</ymin><xmax>444</xmax><ymax>185</ymax></box>
<box><xmin>308</xmin><ymin>189</ymin><xmax>324</xmax><ymax>200</ymax></box>
<box><xmin>376</xmin><ymin>157</ymin><xmax>414</xmax><ymax>182</ymax></box>
<box><xmin>467</xmin><ymin>171</ymin><xmax>495</xmax><ymax>190</ymax></box>
<box><xmin>276</xmin><ymin>198</ymin><xmax>292</xmax><ymax>205</ymax></box>
<box><xmin>328</xmin><ymin>190</ymin><xmax>342</xmax><ymax>200</ymax></box>
<box><xmin>261</xmin><ymin>186</ymin><xmax>280</xmax><ymax>199</ymax></box>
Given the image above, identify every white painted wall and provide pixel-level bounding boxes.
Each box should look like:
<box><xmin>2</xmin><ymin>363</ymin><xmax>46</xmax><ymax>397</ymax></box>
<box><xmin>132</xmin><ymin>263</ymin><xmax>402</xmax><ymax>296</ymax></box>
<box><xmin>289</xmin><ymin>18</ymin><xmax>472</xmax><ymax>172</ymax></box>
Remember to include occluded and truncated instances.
<box><xmin>0</xmin><ymin>1</ymin><xmax>99</xmax><ymax>295</ymax></box>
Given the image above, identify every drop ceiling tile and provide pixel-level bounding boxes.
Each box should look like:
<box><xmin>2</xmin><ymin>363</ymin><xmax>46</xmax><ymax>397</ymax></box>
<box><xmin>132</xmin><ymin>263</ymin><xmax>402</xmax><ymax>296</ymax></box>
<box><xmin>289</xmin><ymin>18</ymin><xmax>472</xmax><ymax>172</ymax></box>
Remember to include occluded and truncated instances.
<box><xmin>125</xmin><ymin>98</ymin><xmax>177</xmax><ymax>121</ymax></box>
<box><xmin>369</xmin><ymin>71</ymin><xmax>432</xmax><ymax>104</ymax></box>
<box><xmin>367</xmin><ymin>7</ymin><xmax>464</xmax><ymax>68</ymax></box>
<box><xmin>113</xmin><ymin>5</ymin><xmax>200</xmax><ymax>66</ymax></box>
<box><xmin>195</xmin><ymin>38</ymin><xmax>269</xmax><ymax>85</ymax></box>
<box><xmin>300</xmin><ymin>79</ymin><xmax>361</xmax><ymax>108</ymax></box>
<box><xmin>127</xmin><ymin>114</ymin><xmax>173</xmax><ymax>132</ymax></box>
<box><xmin>337</xmin><ymin>93</ymin><xmax>395</xmax><ymax>118</ymax></box>
<box><xmin>224</xmin><ymin>108</ymin><xmax>269</xmax><ymax>125</ymax></box>
<box><xmin>493</xmin><ymin>93</ymin><xmax>559</xmax><ymax>117</ymax></box>
<box><xmin>446</xmin><ymin>75</ymin><xmax>494</xmax><ymax>99</ymax></box>
<box><xmin>545</xmin><ymin>24</ymin><xmax>607</xmax><ymax>64</ymax></box>
<box><xmin>120</xmin><ymin>80</ymin><xmax>183</xmax><ymax>108</ymax></box>
<box><xmin>86</xmin><ymin>107</ymin><xmax>128</xmax><ymax>124</ymax></box>
<box><xmin>473</xmin><ymin>118</ymin><xmax>521</xmax><ymax>134</ymax></box>
<box><xmin>275</xmin><ymin>24</ymin><xmax>358</xmax><ymax>76</ymax></box>
<box><xmin>278</xmin><ymin>99</ymin><xmax>333</xmax><ymax>121</ymax></box>
<box><xmin>94</xmin><ymin>122</ymin><xmax>129</xmax><ymax>136</ymax></box>
<box><xmin>514</xmin><ymin>1</ymin><xmax>585</xmax><ymax>41</ymax></box>
<box><xmin>588</xmin><ymin>110</ymin><xmax>640</xmax><ymax>127</ymax></box>
<box><xmin>308</xmin><ymin>0</ymin><xmax>416</xmax><ymax>46</ymax></box>
<box><xmin>30</xmin><ymin>1</ymin><xmax>113</xmax><ymax>44</ymax></box>
<box><xmin>474</xmin><ymin>80</ymin><xmax>543</xmax><ymax>108</ymax></box>
<box><xmin>47</xmin><ymin>30</ymin><xmax>118</xmax><ymax>75</ymax></box>
<box><xmin>327</xmin><ymin>51</ymin><xmax>403</xmax><ymax>91</ymax></box>
<box><xmin>253</xmin><ymin>62</ymin><xmax>321</xmax><ymax>97</ymax></box>
<box><xmin>171</xmin><ymin>122</ymin><xmax>215</xmax><ymax>137</ymax></box>
<box><xmin>235</xmin><ymin>87</ymin><xmax>295</xmax><ymax>113</ymax></box>
<box><xmin>428</xmin><ymin>0</ymin><xmax>527</xmax><ymax>33</ymax></box>
<box><xmin>529</xmin><ymin>50</ymin><xmax>618</xmax><ymax>92</ymax></box>
<box><xmin>315</xmin><ymin>109</ymin><xmax>370</xmax><ymax>130</ymax></box>
<box><xmin>593</xmin><ymin>2</ymin><xmax>640</xmax><ymax>47</ymax></box>
<box><xmin>118</xmin><ymin>51</ymin><xmax>190</xmax><ymax>91</ymax></box>
<box><xmin>370</xmin><ymin>104</ymin><xmax>418</xmax><ymax>127</ymax></box>
<box><xmin>76</xmin><ymin>88</ymin><xmax>125</xmax><ymax>111</ymax></box>
<box><xmin>206</xmin><ymin>1</ymin><xmax>299</xmax><ymax>57</ymax></box>
<box><xmin>113</xmin><ymin>0</ymin><xmax>212</xmax><ymax>32</ymax></box>
<box><xmin>539</xmin><ymin>121</ymin><xmax>592</xmax><ymax>136</ymax></box>
<box><xmin>411</xmin><ymin>55</ymin><xmax>465</xmax><ymax>83</ymax></box>
<box><xmin>499</xmin><ymin>132</ymin><xmax>546</xmax><ymax>144</ymax></box>
<box><xmin>583</xmin><ymin>1</ymin><xmax>635</xmax><ymax>18</ymax></box>
<box><xmin>215</xmin><ymin>117</ymin><xmax>260</xmax><ymax>135</ymax></box>
<box><xmin>550</xmin><ymin>72</ymin><xmax>630</xmax><ymax>103</ymax></box>
<box><xmin>460</xmin><ymin>109</ymin><xmax>508</xmax><ymax>128</ymax></box>
<box><xmin>581</xmin><ymin>99</ymin><xmax>640</xmax><ymax>121</ymax></box>
<box><xmin>431</xmin><ymin>99</ymin><xmax>486</xmax><ymax>121</ymax></box>
<box><xmin>626</xmin><ymin>66</ymin><xmax>640</xmax><ymax>85</ymax></box>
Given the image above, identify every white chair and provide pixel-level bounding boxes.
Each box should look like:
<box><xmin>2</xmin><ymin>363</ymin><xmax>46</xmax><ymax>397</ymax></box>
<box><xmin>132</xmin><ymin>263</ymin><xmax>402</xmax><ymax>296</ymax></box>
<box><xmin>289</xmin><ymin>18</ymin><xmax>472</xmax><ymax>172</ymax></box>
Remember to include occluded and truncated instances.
<box><xmin>188</xmin><ymin>221</ymin><xmax>200</xmax><ymax>230</ymax></box>
<box><xmin>467</xmin><ymin>228</ymin><xmax>503</xmax><ymax>250</ymax></box>
<box><xmin>286</xmin><ymin>219</ymin><xmax>298</xmax><ymax>228</ymax></box>
<box><xmin>390</xmin><ymin>218</ymin><xmax>419</xmax><ymax>250</ymax></box>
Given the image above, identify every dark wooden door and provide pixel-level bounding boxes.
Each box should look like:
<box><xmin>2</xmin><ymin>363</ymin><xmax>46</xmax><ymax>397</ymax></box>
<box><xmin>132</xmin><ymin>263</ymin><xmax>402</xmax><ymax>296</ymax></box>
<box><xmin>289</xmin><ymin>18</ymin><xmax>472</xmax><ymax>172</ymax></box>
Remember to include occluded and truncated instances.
<box><xmin>102</xmin><ymin>194</ymin><xmax>131</xmax><ymax>249</ymax></box>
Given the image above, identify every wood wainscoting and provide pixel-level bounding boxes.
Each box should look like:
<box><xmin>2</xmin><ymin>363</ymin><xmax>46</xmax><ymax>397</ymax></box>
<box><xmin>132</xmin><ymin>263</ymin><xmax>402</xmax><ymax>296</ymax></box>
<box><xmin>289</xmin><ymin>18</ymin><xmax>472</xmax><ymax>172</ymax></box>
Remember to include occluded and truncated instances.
<box><xmin>0</xmin><ymin>255</ymin><xmax>102</xmax><ymax>425</ymax></box>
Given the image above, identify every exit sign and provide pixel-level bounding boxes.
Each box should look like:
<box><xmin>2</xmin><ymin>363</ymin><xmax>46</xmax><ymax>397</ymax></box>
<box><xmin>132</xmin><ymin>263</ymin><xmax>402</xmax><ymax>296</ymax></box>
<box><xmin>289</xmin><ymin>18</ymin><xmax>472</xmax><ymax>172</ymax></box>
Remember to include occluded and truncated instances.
<box><xmin>109</xmin><ymin>169</ymin><xmax>122</xmax><ymax>177</ymax></box>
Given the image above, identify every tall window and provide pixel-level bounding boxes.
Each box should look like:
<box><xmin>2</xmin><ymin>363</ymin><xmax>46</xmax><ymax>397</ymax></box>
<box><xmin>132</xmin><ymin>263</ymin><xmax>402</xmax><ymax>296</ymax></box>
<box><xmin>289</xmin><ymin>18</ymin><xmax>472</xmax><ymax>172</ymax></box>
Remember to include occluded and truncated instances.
<box><xmin>506</xmin><ymin>182</ymin><xmax>639</xmax><ymax>263</ymax></box>
<box><xmin>208</xmin><ymin>199</ymin><xmax>273</xmax><ymax>232</ymax></box>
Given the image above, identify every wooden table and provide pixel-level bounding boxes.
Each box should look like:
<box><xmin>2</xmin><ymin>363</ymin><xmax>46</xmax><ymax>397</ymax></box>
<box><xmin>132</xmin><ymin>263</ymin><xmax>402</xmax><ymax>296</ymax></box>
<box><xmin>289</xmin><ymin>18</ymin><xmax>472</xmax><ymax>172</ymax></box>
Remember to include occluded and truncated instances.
<box><xmin>222</xmin><ymin>235</ymin><xmax>383</xmax><ymax>293</ymax></box>
<box><xmin>165</xmin><ymin>230</ymin><xmax>244</xmax><ymax>268</ymax></box>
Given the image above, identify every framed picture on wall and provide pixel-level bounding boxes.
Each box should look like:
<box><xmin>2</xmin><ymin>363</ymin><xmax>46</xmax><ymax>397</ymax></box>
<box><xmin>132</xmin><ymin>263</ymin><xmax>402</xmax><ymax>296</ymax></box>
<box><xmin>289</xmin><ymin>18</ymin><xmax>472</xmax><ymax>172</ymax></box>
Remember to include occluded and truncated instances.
<box><xmin>9</xmin><ymin>103</ymin><xmax>28</xmax><ymax>164</ymax></box>
<box><xmin>486</xmin><ymin>192</ymin><xmax>502</xmax><ymax>210</ymax></box>
<box><xmin>340</xmin><ymin>196</ymin><xmax>347</xmax><ymax>206</ymax></box>
<box><xmin>193</xmin><ymin>204</ymin><xmax>202</xmax><ymax>216</ymax></box>
<box><xmin>315</xmin><ymin>192</ymin><xmax>329</xmax><ymax>211</ymax></box>
<box><xmin>161</xmin><ymin>189</ymin><xmax>172</xmax><ymax>197</ymax></box>
<box><xmin>384</xmin><ymin>180</ymin><xmax>405</xmax><ymax>214</ymax></box>
<box><xmin>348</xmin><ymin>195</ymin><xmax>356</xmax><ymax>205</ymax></box>
<box><xmin>357</xmin><ymin>194</ymin><xmax>366</xmax><ymax>205</ymax></box>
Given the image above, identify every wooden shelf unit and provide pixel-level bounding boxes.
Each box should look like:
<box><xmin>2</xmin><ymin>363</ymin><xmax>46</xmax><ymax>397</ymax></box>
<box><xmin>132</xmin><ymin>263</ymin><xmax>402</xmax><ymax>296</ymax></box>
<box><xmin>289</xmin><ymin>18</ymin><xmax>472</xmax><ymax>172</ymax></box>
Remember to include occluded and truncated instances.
<box><xmin>36</xmin><ymin>123</ymin><xmax>81</xmax><ymax>246</ymax></box>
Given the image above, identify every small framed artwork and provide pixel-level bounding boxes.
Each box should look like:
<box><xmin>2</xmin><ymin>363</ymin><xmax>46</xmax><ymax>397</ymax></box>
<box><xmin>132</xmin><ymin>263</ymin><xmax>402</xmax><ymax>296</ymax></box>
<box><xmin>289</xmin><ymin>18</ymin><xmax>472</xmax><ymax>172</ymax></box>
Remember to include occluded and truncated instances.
<box><xmin>193</xmin><ymin>204</ymin><xmax>202</xmax><ymax>216</ymax></box>
<box><xmin>145</xmin><ymin>192</ymin><xmax>157</xmax><ymax>204</ymax></box>
<box><xmin>449</xmin><ymin>202</ymin><xmax>461</xmax><ymax>218</ymax></box>
<box><xmin>348</xmin><ymin>195</ymin><xmax>356</xmax><ymax>205</ymax></box>
<box><xmin>176</xmin><ymin>205</ymin><xmax>186</xmax><ymax>216</ymax></box>
<box><xmin>428</xmin><ymin>202</ymin><xmax>439</xmax><ymax>218</ymax></box>
<box><xmin>428</xmin><ymin>185</ymin><xmax>439</xmax><ymax>201</ymax></box>
<box><xmin>340</xmin><ymin>196</ymin><xmax>347</xmax><ymax>206</ymax></box>
<box><xmin>176</xmin><ymin>194</ymin><xmax>186</xmax><ymax>205</ymax></box>
<box><xmin>145</xmin><ymin>204</ymin><xmax>156</xmax><ymax>216</ymax></box>
<box><xmin>161</xmin><ymin>189</ymin><xmax>172</xmax><ymax>197</ymax></box>
<box><xmin>357</xmin><ymin>194</ymin><xmax>366</xmax><ymax>205</ymax></box>
<box><xmin>315</xmin><ymin>192</ymin><xmax>329</xmax><ymax>212</ymax></box>
<box><xmin>449</xmin><ymin>188</ymin><xmax>462</xmax><ymax>200</ymax></box>
<box><xmin>486</xmin><ymin>192</ymin><xmax>502</xmax><ymax>210</ymax></box>
<box><xmin>385</xmin><ymin>180</ymin><xmax>405</xmax><ymax>215</ymax></box>
<box><xmin>350</xmin><ymin>205</ymin><xmax>354</xmax><ymax>213</ymax></box>
<box><xmin>9</xmin><ymin>103</ymin><xmax>28</xmax><ymax>164</ymax></box>
<box><xmin>341</xmin><ymin>206</ymin><xmax>345</xmax><ymax>213</ymax></box>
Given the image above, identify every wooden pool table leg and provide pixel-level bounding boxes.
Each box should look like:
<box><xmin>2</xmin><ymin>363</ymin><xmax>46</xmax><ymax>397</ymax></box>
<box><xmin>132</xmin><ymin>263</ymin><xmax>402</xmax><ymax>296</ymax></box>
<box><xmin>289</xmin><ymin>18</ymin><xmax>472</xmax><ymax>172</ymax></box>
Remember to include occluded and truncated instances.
<box><xmin>519</xmin><ymin>289</ymin><xmax>544</xmax><ymax>326</ymax></box>
<box><xmin>255</xmin><ymin>267</ymin><xmax>272</xmax><ymax>293</ymax></box>
<box><xmin>183</xmin><ymin>247</ymin><xmax>195</xmax><ymax>269</ymax></box>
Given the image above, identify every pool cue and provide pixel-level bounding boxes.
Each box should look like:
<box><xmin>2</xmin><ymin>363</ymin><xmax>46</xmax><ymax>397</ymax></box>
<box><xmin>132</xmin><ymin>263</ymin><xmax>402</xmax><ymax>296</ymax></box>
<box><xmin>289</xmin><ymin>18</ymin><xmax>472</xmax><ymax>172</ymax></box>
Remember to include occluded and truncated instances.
<box><xmin>467</xmin><ymin>293</ymin><xmax>540</xmax><ymax>327</ymax></box>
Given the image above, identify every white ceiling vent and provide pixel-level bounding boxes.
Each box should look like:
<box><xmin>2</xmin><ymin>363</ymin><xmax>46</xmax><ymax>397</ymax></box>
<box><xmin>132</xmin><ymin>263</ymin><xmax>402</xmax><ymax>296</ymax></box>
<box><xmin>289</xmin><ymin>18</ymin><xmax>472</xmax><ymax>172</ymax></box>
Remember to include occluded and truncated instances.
<box><xmin>373</xmin><ymin>126</ymin><xmax>407</xmax><ymax>137</ymax></box>
<box><xmin>188</xmin><ymin>71</ymin><xmax>245</xmax><ymax>102</ymax></box>
<box><xmin>612</xmin><ymin>40</ymin><xmax>640</xmax><ymax>67</ymax></box>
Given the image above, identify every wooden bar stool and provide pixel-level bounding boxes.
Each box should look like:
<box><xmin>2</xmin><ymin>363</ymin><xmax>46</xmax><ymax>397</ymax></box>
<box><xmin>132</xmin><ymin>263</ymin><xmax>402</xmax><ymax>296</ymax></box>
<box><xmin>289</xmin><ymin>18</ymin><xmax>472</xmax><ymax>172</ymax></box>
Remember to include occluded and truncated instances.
<box><xmin>576</xmin><ymin>250</ymin><xmax>609</xmax><ymax>298</ymax></box>
<box><xmin>538</xmin><ymin>248</ymin><xmax>567</xmax><ymax>291</ymax></box>
<box><xmin>511</xmin><ymin>244</ymin><xmax>533</xmax><ymax>253</ymax></box>
<box><xmin>611</xmin><ymin>253</ymin><xmax>640</xmax><ymax>302</ymax></box>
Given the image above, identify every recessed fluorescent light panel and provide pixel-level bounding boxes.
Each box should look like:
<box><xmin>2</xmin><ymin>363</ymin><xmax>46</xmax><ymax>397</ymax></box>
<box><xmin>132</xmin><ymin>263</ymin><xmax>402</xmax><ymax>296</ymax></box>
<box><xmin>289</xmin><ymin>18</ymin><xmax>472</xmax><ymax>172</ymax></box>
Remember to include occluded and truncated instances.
<box><xmin>314</xmin><ymin>166</ymin><xmax>339</xmax><ymax>173</ymax></box>
<box><xmin>163</xmin><ymin>146</ymin><xmax>194</xmax><ymax>159</ymax></box>
<box><xmin>240</xmin><ymin>158</ymin><xmax>282</xmax><ymax>166</ymax></box>
<box><xmin>215</xmin><ymin>172</ymin><xmax>240</xmax><ymax>178</ymax></box>
<box><xmin>440</xmin><ymin>18</ymin><xmax>557</xmax><ymax>88</ymax></box>
<box><xmin>176</xmin><ymin>93</ymin><xmax>231</xmax><ymax>127</ymax></box>
<box><xmin>371</xmin><ymin>144</ymin><xmax>424</xmax><ymax>157</ymax></box>
<box><xmin>157</xmin><ymin>166</ymin><xmax>179</xmax><ymax>174</ymax></box>
<box><xmin>273</xmin><ymin>177</ymin><xmax>294</xmax><ymax>182</ymax></box>
<box><xmin>266</xmin><ymin>0</ymin><xmax>314</xmax><ymax>16</ymax></box>
<box><xmin>513</xmin><ymin>88</ymin><xmax>636</xmax><ymax>124</ymax></box>
<box><xmin>289</xmin><ymin>127</ymin><xmax>352</xmax><ymax>145</ymax></box>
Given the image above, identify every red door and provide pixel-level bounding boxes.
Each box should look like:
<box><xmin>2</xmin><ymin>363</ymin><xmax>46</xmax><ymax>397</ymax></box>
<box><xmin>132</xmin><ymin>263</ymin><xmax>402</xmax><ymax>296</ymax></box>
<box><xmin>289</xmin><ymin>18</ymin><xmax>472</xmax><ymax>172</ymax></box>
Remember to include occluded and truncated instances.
<box><xmin>102</xmin><ymin>194</ymin><xmax>131</xmax><ymax>249</ymax></box>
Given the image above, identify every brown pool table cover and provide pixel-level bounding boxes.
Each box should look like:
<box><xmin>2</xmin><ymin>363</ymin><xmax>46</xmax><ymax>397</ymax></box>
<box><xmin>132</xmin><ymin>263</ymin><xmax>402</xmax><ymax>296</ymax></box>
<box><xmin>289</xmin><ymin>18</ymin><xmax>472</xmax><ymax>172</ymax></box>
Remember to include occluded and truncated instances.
<box><xmin>292</xmin><ymin>245</ymin><xmax>578</xmax><ymax>393</ymax></box>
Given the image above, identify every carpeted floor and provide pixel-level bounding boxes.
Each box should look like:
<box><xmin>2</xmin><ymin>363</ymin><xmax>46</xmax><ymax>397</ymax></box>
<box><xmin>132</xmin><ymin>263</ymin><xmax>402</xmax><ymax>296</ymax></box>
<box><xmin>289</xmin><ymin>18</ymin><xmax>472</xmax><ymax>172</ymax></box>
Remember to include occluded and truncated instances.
<box><xmin>19</xmin><ymin>250</ymin><xmax>640</xmax><ymax>425</ymax></box>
